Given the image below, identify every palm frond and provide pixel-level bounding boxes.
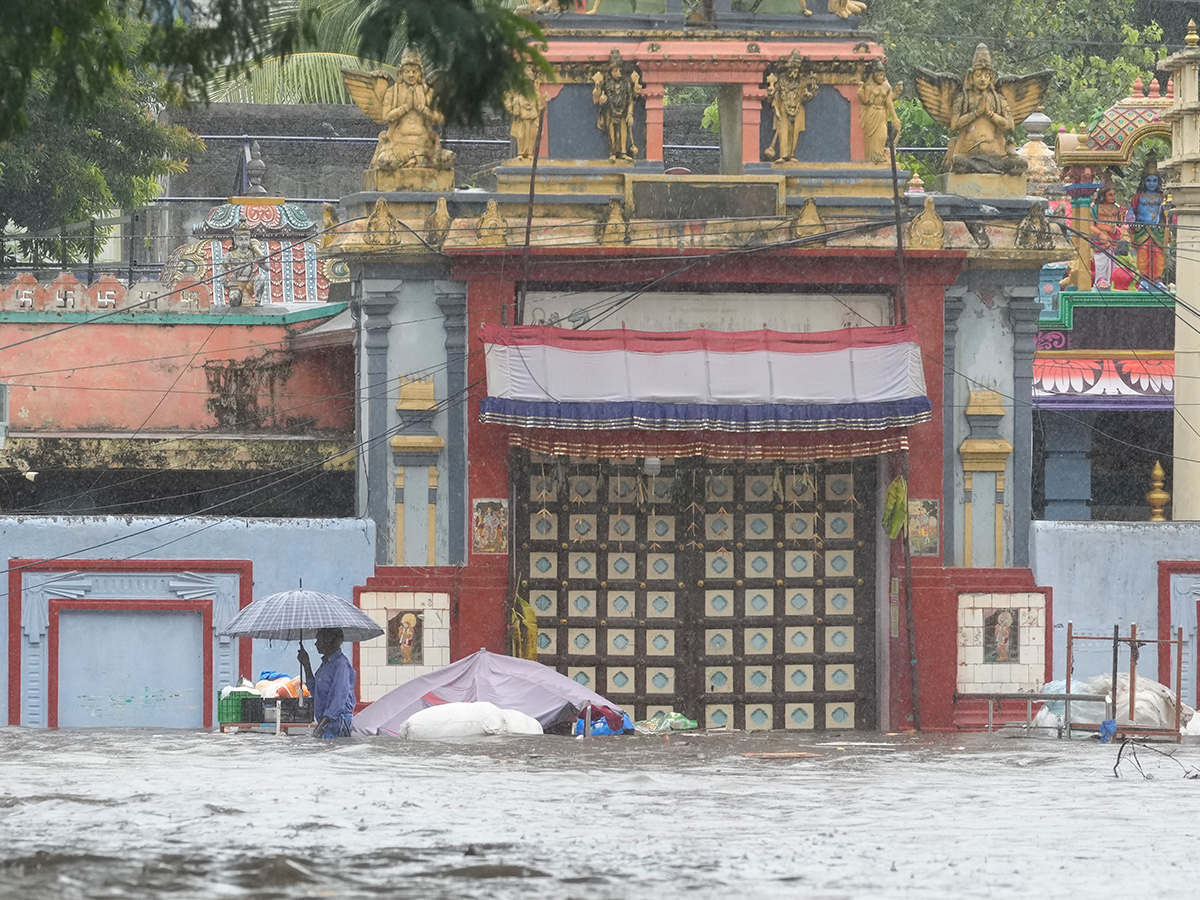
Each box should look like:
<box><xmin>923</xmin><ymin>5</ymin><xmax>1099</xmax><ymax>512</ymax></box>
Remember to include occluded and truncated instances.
<box><xmin>208</xmin><ymin>52</ymin><xmax>395</xmax><ymax>104</ymax></box>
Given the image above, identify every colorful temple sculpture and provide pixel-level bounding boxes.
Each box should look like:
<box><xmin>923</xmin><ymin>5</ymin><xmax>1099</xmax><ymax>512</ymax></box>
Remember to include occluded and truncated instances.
<box><xmin>322</xmin><ymin>2</ymin><xmax>1069</xmax><ymax>732</ymax></box>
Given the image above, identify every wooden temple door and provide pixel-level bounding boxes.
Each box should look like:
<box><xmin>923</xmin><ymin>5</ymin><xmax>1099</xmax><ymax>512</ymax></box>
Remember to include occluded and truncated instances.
<box><xmin>516</xmin><ymin>452</ymin><xmax>876</xmax><ymax>731</ymax></box>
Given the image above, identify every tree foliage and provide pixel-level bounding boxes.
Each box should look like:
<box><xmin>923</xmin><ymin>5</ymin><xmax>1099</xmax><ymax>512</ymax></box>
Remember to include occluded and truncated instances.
<box><xmin>862</xmin><ymin>0</ymin><xmax>1168</xmax><ymax>133</ymax></box>
<box><xmin>0</xmin><ymin>1</ymin><xmax>309</xmax><ymax>142</ymax></box>
<box><xmin>0</xmin><ymin>19</ymin><xmax>202</xmax><ymax>261</ymax></box>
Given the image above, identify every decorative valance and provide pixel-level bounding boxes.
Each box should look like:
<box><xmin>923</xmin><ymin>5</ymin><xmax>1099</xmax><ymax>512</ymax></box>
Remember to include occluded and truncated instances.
<box><xmin>480</xmin><ymin>324</ymin><xmax>931</xmax><ymax>433</ymax></box>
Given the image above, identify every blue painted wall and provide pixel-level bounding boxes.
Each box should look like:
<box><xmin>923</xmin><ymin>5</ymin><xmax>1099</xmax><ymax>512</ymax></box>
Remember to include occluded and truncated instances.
<box><xmin>0</xmin><ymin>515</ymin><xmax>375</xmax><ymax>727</ymax></box>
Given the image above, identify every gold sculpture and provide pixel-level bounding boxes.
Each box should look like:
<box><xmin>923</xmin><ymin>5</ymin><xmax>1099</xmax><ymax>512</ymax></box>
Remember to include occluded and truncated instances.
<box><xmin>504</xmin><ymin>70</ymin><xmax>547</xmax><ymax>161</ymax></box>
<box><xmin>222</xmin><ymin>222</ymin><xmax>268</xmax><ymax>306</ymax></box>
<box><xmin>828</xmin><ymin>0</ymin><xmax>867</xmax><ymax>17</ymax></box>
<box><xmin>592</xmin><ymin>49</ymin><xmax>643</xmax><ymax>161</ymax></box>
<box><xmin>599</xmin><ymin>200</ymin><xmax>627</xmax><ymax>245</ymax></box>
<box><xmin>424</xmin><ymin>197</ymin><xmax>452</xmax><ymax>248</ymax></box>
<box><xmin>765</xmin><ymin>51</ymin><xmax>819</xmax><ymax>163</ymax></box>
<box><xmin>365</xmin><ymin>197</ymin><xmax>401</xmax><ymax>246</ymax></box>
<box><xmin>476</xmin><ymin>200</ymin><xmax>509</xmax><ymax>247</ymax></box>
<box><xmin>790</xmin><ymin>198</ymin><xmax>827</xmax><ymax>243</ymax></box>
<box><xmin>1015</xmin><ymin>201</ymin><xmax>1055</xmax><ymax>250</ymax></box>
<box><xmin>915</xmin><ymin>44</ymin><xmax>1051</xmax><ymax>176</ymax></box>
<box><xmin>907</xmin><ymin>196</ymin><xmax>945</xmax><ymax>250</ymax></box>
<box><xmin>857</xmin><ymin>59</ymin><xmax>902</xmax><ymax>164</ymax></box>
<box><xmin>342</xmin><ymin>48</ymin><xmax>456</xmax><ymax>191</ymax></box>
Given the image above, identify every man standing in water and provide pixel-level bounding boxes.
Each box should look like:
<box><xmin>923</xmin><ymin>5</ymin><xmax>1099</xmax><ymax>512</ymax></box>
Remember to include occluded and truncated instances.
<box><xmin>297</xmin><ymin>628</ymin><xmax>356</xmax><ymax>738</ymax></box>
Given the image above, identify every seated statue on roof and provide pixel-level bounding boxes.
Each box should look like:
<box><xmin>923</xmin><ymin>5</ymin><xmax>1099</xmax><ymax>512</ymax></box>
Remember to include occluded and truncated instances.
<box><xmin>342</xmin><ymin>48</ymin><xmax>456</xmax><ymax>192</ymax></box>
<box><xmin>915</xmin><ymin>44</ymin><xmax>1051</xmax><ymax>176</ymax></box>
<box><xmin>222</xmin><ymin>223</ymin><xmax>269</xmax><ymax>307</ymax></box>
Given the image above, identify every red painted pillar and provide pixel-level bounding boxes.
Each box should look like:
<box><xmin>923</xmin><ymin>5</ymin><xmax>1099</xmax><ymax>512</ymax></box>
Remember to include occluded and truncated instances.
<box><xmin>642</xmin><ymin>83</ymin><xmax>665</xmax><ymax>163</ymax></box>
<box><xmin>742</xmin><ymin>85</ymin><xmax>767</xmax><ymax>166</ymax></box>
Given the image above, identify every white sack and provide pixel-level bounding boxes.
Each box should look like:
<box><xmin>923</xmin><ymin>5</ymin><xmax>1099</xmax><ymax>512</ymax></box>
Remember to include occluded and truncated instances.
<box><xmin>396</xmin><ymin>701</ymin><xmax>544</xmax><ymax>741</ymax></box>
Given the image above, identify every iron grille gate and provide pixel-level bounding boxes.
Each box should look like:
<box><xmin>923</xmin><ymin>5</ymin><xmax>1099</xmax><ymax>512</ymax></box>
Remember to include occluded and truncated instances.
<box><xmin>515</xmin><ymin>453</ymin><xmax>876</xmax><ymax>731</ymax></box>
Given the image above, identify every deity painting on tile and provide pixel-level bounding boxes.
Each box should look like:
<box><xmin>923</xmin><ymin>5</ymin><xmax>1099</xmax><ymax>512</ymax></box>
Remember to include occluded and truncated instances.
<box><xmin>984</xmin><ymin>608</ymin><xmax>1020</xmax><ymax>663</ymax></box>
<box><xmin>907</xmin><ymin>499</ymin><xmax>939</xmax><ymax>556</ymax></box>
<box><xmin>387</xmin><ymin>610</ymin><xmax>423</xmax><ymax>665</ymax></box>
<box><xmin>472</xmin><ymin>498</ymin><xmax>509</xmax><ymax>553</ymax></box>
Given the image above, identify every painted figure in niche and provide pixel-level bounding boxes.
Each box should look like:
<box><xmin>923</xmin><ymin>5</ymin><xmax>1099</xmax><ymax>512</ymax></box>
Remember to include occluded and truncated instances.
<box><xmin>592</xmin><ymin>49</ymin><xmax>643</xmax><ymax>161</ymax></box>
<box><xmin>1129</xmin><ymin>159</ymin><xmax>1169</xmax><ymax>286</ymax></box>
<box><xmin>857</xmin><ymin>59</ymin><xmax>902</xmax><ymax>164</ymax></box>
<box><xmin>504</xmin><ymin>68</ymin><xmax>547</xmax><ymax>161</ymax></box>
<box><xmin>984</xmin><ymin>609</ymin><xmax>1019</xmax><ymax>663</ymax></box>
<box><xmin>1090</xmin><ymin>185</ymin><xmax>1125</xmax><ymax>289</ymax></box>
<box><xmin>387</xmin><ymin>611</ymin><xmax>423</xmax><ymax>665</ymax></box>
<box><xmin>343</xmin><ymin>48</ymin><xmax>455</xmax><ymax>173</ymax></box>
<box><xmin>222</xmin><ymin>222</ymin><xmax>268</xmax><ymax>306</ymax></box>
<box><xmin>473</xmin><ymin>499</ymin><xmax>510</xmax><ymax>552</ymax></box>
<box><xmin>915</xmin><ymin>44</ymin><xmax>1051</xmax><ymax>176</ymax></box>
<box><xmin>765</xmin><ymin>51</ymin><xmax>819</xmax><ymax>163</ymax></box>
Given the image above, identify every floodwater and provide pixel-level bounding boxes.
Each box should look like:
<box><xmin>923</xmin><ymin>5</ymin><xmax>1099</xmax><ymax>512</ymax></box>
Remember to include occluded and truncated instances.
<box><xmin>2</xmin><ymin>728</ymin><xmax>1197</xmax><ymax>900</ymax></box>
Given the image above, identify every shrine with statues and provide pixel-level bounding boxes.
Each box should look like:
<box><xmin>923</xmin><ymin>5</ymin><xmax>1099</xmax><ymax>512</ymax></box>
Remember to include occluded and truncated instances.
<box><xmin>322</xmin><ymin>3</ymin><xmax>1071</xmax><ymax>733</ymax></box>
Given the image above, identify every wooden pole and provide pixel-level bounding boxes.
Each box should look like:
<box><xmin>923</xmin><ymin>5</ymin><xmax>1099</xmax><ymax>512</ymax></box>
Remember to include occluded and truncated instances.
<box><xmin>1176</xmin><ymin>625</ymin><xmax>1184</xmax><ymax>742</ymax></box>
<box><xmin>1111</xmin><ymin>623</ymin><xmax>1120</xmax><ymax>721</ymax></box>
<box><xmin>516</xmin><ymin>108</ymin><xmax>546</xmax><ymax>327</ymax></box>
<box><xmin>1065</xmin><ymin>621</ymin><xmax>1074</xmax><ymax>734</ymax></box>
<box><xmin>1129</xmin><ymin>622</ymin><xmax>1138</xmax><ymax>723</ymax></box>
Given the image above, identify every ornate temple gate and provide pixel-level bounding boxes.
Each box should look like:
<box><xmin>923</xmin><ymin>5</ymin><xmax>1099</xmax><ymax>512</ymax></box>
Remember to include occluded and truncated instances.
<box><xmin>516</xmin><ymin>452</ymin><xmax>876</xmax><ymax>730</ymax></box>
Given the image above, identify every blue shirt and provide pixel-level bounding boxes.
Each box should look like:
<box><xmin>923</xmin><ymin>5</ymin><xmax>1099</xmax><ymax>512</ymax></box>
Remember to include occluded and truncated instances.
<box><xmin>312</xmin><ymin>649</ymin><xmax>356</xmax><ymax>722</ymax></box>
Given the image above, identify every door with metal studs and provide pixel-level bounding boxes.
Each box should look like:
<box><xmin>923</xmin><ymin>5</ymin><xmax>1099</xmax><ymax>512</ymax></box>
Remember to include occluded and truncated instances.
<box><xmin>516</xmin><ymin>453</ymin><xmax>876</xmax><ymax>730</ymax></box>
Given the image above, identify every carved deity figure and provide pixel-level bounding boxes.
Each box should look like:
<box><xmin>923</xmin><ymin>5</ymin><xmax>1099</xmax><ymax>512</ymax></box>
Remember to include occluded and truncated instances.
<box><xmin>827</xmin><ymin>0</ymin><xmax>866</xmax><ymax>17</ymax></box>
<box><xmin>857</xmin><ymin>60</ymin><xmax>902</xmax><ymax>164</ymax></box>
<box><xmin>222</xmin><ymin>222</ymin><xmax>269</xmax><ymax>306</ymax></box>
<box><xmin>343</xmin><ymin>48</ymin><xmax>456</xmax><ymax>183</ymax></box>
<box><xmin>504</xmin><ymin>69</ymin><xmax>547</xmax><ymax>161</ymax></box>
<box><xmin>592</xmin><ymin>50</ymin><xmax>642</xmax><ymax>161</ymax></box>
<box><xmin>765</xmin><ymin>51</ymin><xmax>819</xmax><ymax>163</ymax></box>
<box><xmin>1090</xmin><ymin>185</ymin><xmax>1125</xmax><ymax>288</ymax></box>
<box><xmin>915</xmin><ymin>44</ymin><xmax>1051</xmax><ymax>176</ymax></box>
<box><xmin>1129</xmin><ymin>160</ymin><xmax>1169</xmax><ymax>286</ymax></box>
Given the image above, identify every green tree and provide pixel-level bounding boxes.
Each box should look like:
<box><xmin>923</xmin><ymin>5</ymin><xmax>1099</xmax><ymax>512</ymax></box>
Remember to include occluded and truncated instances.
<box><xmin>0</xmin><ymin>19</ymin><xmax>202</xmax><ymax>261</ymax></box>
<box><xmin>0</xmin><ymin>1</ymin><xmax>546</xmax><ymax>141</ymax></box>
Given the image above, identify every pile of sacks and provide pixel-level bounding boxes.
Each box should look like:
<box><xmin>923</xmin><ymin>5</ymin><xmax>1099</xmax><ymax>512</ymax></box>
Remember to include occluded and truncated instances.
<box><xmin>219</xmin><ymin>672</ymin><xmax>310</xmax><ymax>702</ymax></box>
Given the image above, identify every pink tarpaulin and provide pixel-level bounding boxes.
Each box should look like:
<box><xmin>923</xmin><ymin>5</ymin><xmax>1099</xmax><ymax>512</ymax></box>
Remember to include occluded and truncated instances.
<box><xmin>352</xmin><ymin>650</ymin><xmax>624</xmax><ymax>736</ymax></box>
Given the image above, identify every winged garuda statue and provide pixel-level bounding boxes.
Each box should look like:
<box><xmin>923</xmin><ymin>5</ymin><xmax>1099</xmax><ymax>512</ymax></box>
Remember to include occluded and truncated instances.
<box><xmin>342</xmin><ymin>47</ymin><xmax>455</xmax><ymax>190</ymax></box>
<box><xmin>915</xmin><ymin>44</ymin><xmax>1052</xmax><ymax>176</ymax></box>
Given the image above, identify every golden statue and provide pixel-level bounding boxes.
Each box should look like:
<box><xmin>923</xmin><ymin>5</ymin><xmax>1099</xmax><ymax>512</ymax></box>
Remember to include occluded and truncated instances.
<box><xmin>765</xmin><ymin>51</ymin><xmax>819</xmax><ymax>163</ymax></box>
<box><xmin>477</xmin><ymin>200</ymin><xmax>509</xmax><ymax>247</ymax></box>
<box><xmin>592</xmin><ymin>49</ymin><xmax>643</xmax><ymax>161</ymax></box>
<box><xmin>908</xmin><ymin>196</ymin><xmax>945</xmax><ymax>250</ymax></box>
<box><xmin>915</xmin><ymin>44</ymin><xmax>1051</xmax><ymax>176</ymax></box>
<box><xmin>342</xmin><ymin>48</ymin><xmax>456</xmax><ymax>191</ymax></box>
<box><xmin>504</xmin><ymin>70</ymin><xmax>547</xmax><ymax>161</ymax></box>
<box><xmin>222</xmin><ymin>222</ymin><xmax>268</xmax><ymax>306</ymax></box>
<box><xmin>827</xmin><ymin>0</ymin><xmax>866</xmax><ymax>16</ymax></box>
<box><xmin>858</xmin><ymin>59</ymin><xmax>902</xmax><ymax>164</ymax></box>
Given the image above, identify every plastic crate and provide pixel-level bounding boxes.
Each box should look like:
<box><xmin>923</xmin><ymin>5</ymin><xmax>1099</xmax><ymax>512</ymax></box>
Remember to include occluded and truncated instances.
<box><xmin>218</xmin><ymin>691</ymin><xmax>256</xmax><ymax>724</ymax></box>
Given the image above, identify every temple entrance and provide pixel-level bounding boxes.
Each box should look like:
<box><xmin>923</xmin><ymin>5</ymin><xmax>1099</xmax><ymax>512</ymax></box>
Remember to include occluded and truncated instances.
<box><xmin>515</xmin><ymin>452</ymin><xmax>877</xmax><ymax>730</ymax></box>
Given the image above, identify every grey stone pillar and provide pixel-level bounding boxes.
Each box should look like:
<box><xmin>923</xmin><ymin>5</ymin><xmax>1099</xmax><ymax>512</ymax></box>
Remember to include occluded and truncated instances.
<box><xmin>942</xmin><ymin>288</ymin><xmax>967</xmax><ymax>566</ymax></box>
<box><xmin>1043</xmin><ymin>411</ymin><xmax>1093</xmax><ymax>520</ymax></box>
<box><xmin>1008</xmin><ymin>288</ymin><xmax>1042</xmax><ymax>566</ymax></box>
<box><xmin>361</xmin><ymin>283</ymin><xmax>399</xmax><ymax>566</ymax></box>
<box><xmin>436</xmin><ymin>285</ymin><xmax>468</xmax><ymax>564</ymax></box>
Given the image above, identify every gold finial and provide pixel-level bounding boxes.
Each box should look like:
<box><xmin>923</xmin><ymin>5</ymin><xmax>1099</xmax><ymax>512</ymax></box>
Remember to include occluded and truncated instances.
<box><xmin>1147</xmin><ymin>460</ymin><xmax>1170</xmax><ymax>521</ymax></box>
<box><xmin>1188</xmin><ymin>20</ymin><xmax>1199</xmax><ymax>48</ymax></box>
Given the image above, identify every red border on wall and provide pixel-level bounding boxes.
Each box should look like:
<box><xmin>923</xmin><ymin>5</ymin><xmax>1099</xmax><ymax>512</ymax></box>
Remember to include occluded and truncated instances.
<box><xmin>47</xmin><ymin>599</ymin><xmax>214</xmax><ymax>729</ymax></box>
<box><xmin>8</xmin><ymin>558</ymin><xmax>252</xmax><ymax>726</ymax></box>
<box><xmin>1158</xmin><ymin>560</ymin><xmax>1200</xmax><ymax>699</ymax></box>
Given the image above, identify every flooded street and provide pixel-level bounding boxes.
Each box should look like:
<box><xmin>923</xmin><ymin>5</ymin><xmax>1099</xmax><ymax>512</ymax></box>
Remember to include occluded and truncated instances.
<box><xmin>2</xmin><ymin>728</ymin><xmax>1197</xmax><ymax>899</ymax></box>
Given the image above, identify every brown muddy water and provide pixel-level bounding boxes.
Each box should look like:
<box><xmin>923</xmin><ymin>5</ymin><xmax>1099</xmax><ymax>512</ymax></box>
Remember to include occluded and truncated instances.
<box><xmin>1</xmin><ymin>727</ymin><xmax>1197</xmax><ymax>899</ymax></box>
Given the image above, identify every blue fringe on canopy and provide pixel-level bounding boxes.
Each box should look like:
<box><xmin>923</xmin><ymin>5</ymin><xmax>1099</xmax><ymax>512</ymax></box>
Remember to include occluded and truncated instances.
<box><xmin>479</xmin><ymin>397</ymin><xmax>933</xmax><ymax>433</ymax></box>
